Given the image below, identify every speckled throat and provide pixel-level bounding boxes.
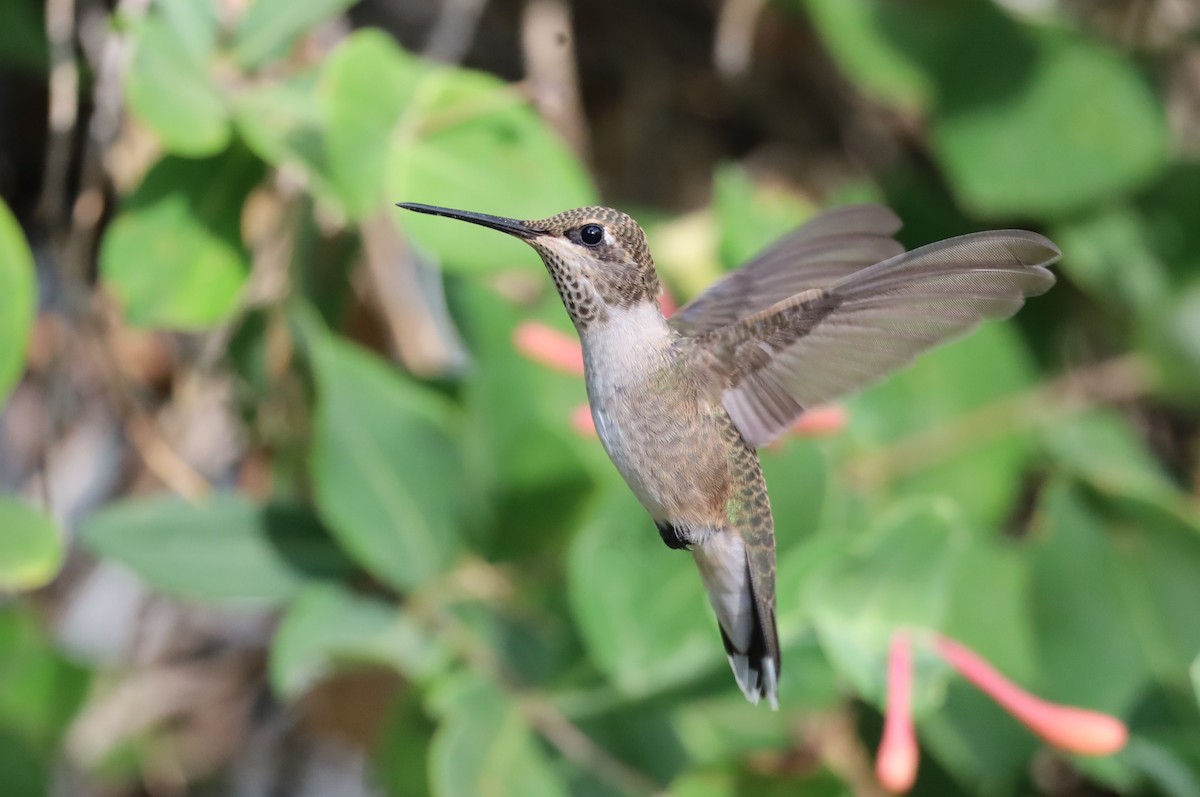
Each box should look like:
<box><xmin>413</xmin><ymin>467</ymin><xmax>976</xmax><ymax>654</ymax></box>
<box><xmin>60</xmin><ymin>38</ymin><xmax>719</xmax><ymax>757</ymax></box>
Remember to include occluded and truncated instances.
<box><xmin>523</xmin><ymin>206</ymin><xmax>662</xmax><ymax>331</ymax></box>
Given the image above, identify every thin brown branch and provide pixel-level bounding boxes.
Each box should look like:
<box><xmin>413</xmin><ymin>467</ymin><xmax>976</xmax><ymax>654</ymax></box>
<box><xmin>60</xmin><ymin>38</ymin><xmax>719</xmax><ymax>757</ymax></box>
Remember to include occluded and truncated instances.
<box><xmin>122</xmin><ymin>414</ymin><xmax>212</xmax><ymax>501</ymax></box>
<box><xmin>714</xmin><ymin>0</ymin><xmax>767</xmax><ymax>79</ymax></box>
<box><xmin>412</xmin><ymin>593</ymin><xmax>667</xmax><ymax>797</ymax></box>
<box><xmin>77</xmin><ymin>306</ymin><xmax>212</xmax><ymax>501</ymax></box>
<box><xmin>803</xmin><ymin>710</ymin><xmax>889</xmax><ymax>797</ymax></box>
<box><xmin>521</xmin><ymin>0</ymin><xmax>591</xmax><ymax>161</ymax></box>
<box><xmin>843</xmin><ymin>354</ymin><xmax>1153</xmax><ymax>491</ymax></box>
<box><xmin>37</xmin><ymin>0</ymin><xmax>79</xmax><ymax>231</ymax></box>
<box><xmin>519</xmin><ymin>693</ymin><xmax>668</xmax><ymax>797</ymax></box>
<box><xmin>358</xmin><ymin>213</ymin><xmax>469</xmax><ymax>377</ymax></box>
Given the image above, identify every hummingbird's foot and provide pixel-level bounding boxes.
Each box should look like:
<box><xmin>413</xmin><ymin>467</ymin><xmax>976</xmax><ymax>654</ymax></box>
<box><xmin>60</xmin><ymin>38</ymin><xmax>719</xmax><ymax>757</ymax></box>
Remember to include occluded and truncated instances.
<box><xmin>655</xmin><ymin>521</ymin><xmax>692</xmax><ymax>550</ymax></box>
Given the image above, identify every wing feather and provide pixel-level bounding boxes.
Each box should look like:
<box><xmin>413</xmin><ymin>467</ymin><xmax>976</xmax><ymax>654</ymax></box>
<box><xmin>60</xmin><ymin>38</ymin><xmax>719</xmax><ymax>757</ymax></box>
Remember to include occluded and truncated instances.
<box><xmin>669</xmin><ymin>204</ymin><xmax>904</xmax><ymax>335</ymax></box>
<box><xmin>687</xmin><ymin>230</ymin><xmax>1059</xmax><ymax>448</ymax></box>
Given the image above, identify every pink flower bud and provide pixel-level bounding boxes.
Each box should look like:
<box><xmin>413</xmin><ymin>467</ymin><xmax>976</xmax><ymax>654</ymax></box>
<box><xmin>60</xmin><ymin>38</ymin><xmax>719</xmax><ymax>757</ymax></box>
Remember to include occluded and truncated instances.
<box><xmin>877</xmin><ymin>631</ymin><xmax>920</xmax><ymax>793</ymax></box>
<box><xmin>934</xmin><ymin>636</ymin><xmax>1127</xmax><ymax>756</ymax></box>
<box><xmin>513</xmin><ymin>322</ymin><xmax>584</xmax><ymax>376</ymax></box>
<box><xmin>791</xmin><ymin>404</ymin><xmax>849</xmax><ymax>437</ymax></box>
<box><xmin>571</xmin><ymin>404</ymin><xmax>597</xmax><ymax>437</ymax></box>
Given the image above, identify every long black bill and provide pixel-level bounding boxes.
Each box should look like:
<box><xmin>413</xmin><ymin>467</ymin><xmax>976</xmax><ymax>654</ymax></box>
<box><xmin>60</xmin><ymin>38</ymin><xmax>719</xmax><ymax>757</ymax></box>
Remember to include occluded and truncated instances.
<box><xmin>396</xmin><ymin>202</ymin><xmax>542</xmax><ymax>239</ymax></box>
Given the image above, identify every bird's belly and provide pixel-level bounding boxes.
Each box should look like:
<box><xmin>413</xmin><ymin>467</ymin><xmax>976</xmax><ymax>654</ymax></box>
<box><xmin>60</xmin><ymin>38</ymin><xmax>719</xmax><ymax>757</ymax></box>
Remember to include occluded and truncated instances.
<box><xmin>590</xmin><ymin>398</ymin><xmax>724</xmax><ymax>524</ymax></box>
<box><xmin>592</xmin><ymin>406</ymin><xmax>667</xmax><ymax>515</ymax></box>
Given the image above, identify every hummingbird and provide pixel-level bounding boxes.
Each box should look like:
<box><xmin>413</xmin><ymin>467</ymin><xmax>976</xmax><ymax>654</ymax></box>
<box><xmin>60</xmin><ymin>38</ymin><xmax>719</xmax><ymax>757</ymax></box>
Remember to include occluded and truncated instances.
<box><xmin>397</xmin><ymin>201</ymin><xmax>1059</xmax><ymax>708</ymax></box>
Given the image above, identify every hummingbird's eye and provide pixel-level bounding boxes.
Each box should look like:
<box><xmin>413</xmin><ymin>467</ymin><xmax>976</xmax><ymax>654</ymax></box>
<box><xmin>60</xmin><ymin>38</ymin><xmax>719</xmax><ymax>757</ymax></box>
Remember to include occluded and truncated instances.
<box><xmin>579</xmin><ymin>224</ymin><xmax>605</xmax><ymax>246</ymax></box>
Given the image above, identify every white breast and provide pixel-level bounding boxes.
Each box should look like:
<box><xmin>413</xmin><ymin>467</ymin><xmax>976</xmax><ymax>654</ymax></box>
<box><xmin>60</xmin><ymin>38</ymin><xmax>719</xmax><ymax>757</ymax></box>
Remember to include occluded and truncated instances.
<box><xmin>582</xmin><ymin>303</ymin><xmax>673</xmax><ymax>388</ymax></box>
<box><xmin>581</xmin><ymin>303</ymin><xmax>676</xmax><ymax>515</ymax></box>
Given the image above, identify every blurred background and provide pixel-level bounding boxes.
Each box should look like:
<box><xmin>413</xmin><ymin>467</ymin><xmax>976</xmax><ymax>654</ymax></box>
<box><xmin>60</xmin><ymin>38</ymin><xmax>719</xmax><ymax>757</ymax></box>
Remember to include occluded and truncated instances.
<box><xmin>1</xmin><ymin>0</ymin><xmax>1199</xmax><ymax>795</ymax></box>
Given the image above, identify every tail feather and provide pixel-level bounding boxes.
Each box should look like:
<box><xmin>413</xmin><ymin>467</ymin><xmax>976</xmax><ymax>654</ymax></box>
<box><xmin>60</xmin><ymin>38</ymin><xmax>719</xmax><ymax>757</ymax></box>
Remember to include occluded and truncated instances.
<box><xmin>694</xmin><ymin>531</ymin><xmax>780</xmax><ymax>708</ymax></box>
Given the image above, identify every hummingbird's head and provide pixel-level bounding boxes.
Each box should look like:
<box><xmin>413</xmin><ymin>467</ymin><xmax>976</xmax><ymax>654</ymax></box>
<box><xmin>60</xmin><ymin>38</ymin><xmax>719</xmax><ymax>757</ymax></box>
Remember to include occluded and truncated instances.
<box><xmin>397</xmin><ymin>203</ymin><xmax>661</xmax><ymax>329</ymax></box>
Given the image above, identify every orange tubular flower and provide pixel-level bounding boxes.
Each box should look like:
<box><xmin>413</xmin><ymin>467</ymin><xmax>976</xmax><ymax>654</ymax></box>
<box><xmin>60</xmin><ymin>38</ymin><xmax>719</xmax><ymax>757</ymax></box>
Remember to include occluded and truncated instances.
<box><xmin>878</xmin><ymin>631</ymin><xmax>920</xmax><ymax>793</ymax></box>
<box><xmin>513</xmin><ymin>321</ymin><xmax>585</xmax><ymax>376</ymax></box>
<box><xmin>787</xmin><ymin>404</ymin><xmax>848</xmax><ymax>439</ymax></box>
<box><xmin>570</xmin><ymin>404</ymin><xmax>596</xmax><ymax>436</ymax></box>
<box><xmin>874</xmin><ymin>632</ymin><xmax>1128</xmax><ymax>794</ymax></box>
<box><xmin>933</xmin><ymin>636</ymin><xmax>1128</xmax><ymax>757</ymax></box>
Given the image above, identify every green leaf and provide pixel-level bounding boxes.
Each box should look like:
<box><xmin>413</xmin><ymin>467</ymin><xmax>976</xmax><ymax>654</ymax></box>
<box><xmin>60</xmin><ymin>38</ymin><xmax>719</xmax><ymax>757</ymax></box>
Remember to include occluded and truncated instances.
<box><xmin>1193</xmin><ymin>654</ymin><xmax>1200</xmax><ymax>711</ymax></box>
<box><xmin>154</xmin><ymin>0</ymin><xmax>220</xmax><ymax>59</ymax></box>
<box><xmin>319</xmin><ymin>31</ymin><xmax>422</xmax><ymax>219</ymax></box>
<box><xmin>233</xmin><ymin>0</ymin><xmax>358</xmax><ymax>69</ymax></box>
<box><xmin>234</xmin><ymin>71</ymin><xmax>344</xmax><ymax>210</ymax></box>
<box><xmin>932</xmin><ymin>29</ymin><xmax>1167</xmax><ymax>217</ymax></box>
<box><xmin>918</xmin><ymin>539</ymin><xmax>1042</xmax><ymax>788</ymax></box>
<box><xmin>919</xmin><ymin>679</ymin><xmax>1037</xmax><ymax>791</ymax></box>
<box><xmin>1122</xmin><ymin>736</ymin><xmax>1200</xmax><ymax>797</ymax></box>
<box><xmin>941</xmin><ymin>539</ymin><xmax>1036</xmax><ymax>681</ymax></box>
<box><xmin>0</xmin><ymin>0</ymin><xmax>48</xmax><ymax>73</ymax></box>
<box><xmin>271</xmin><ymin>585</ymin><xmax>450</xmax><ymax>698</ymax></box>
<box><xmin>806</xmin><ymin>497</ymin><xmax>964</xmax><ymax>706</ymax></box>
<box><xmin>1136</xmin><ymin>163</ymin><xmax>1200</xmax><ymax>281</ymax></box>
<box><xmin>1102</xmin><ymin>493</ymin><xmax>1200</xmax><ymax>682</ymax></box>
<box><xmin>711</xmin><ymin>165</ymin><xmax>813</xmax><ymax>269</ymax></box>
<box><xmin>452</xmin><ymin>281</ymin><xmax>595</xmax><ymax>559</ymax></box>
<box><xmin>761</xmin><ymin>441</ymin><xmax>829</xmax><ymax>635</ymax></box>
<box><xmin>803</xmin><ymin>0</ymin><xmax>1166</xmax><ymax>216</ymax></box>
<box><xmin>0</xmin><ymin>198</ymin><xmax>36</xmax><ymax>403</ymax></box>
<box><xmin>390</xmin><ymin>67</ymin><xmax>595</xmax><ymax>274</ymax></box>
<box><xmin>761</xmin><ymin>442</ymin><xmax>827</xmax><ymax>556</ymax></box>
<box><xmin>124</xmin><ymin>3</ymin><xmax>229</xmax><ymax>156</ymax></box>
<box><xmin>668</xmin><ymin>771</ymin><xmax>737</xmax><ymax>797</ymax></box>
<box><xmin>81</xmin><ymin>494</ymin><xmax>353</xmax><ymax>602</ymax></box>
<box><xmin>429</xmin><ymin>676</ymin><xmax>569</xmax><ymax>797</ymax></box>
<box><xmin>1041</xmin><ymin>410</ymin><xmax>1183</xmax><ymax>508</ymax></box>
<box><xmin>100</xmin><ymin>147</ymin><xmax>263</xmax><ymax>329</ymax></box>
<box><xmin>304</xmin><ymin>316</ymin><xmax>465</xmax><ymax>590</ymax></box>
<box><xmin>373</xmin><ymin>692</ymin><xmax>435</xmax><ymax>796</ymax></box>
<box><xmin>1027</xmin><ymin>480</ymin><xmax>1149</xmax><ymax>712</ymax></box>
<box><xmin>0</xmin><ymin>730</ymin><xmax>47</xmax><ymax>797</ymax></box>
<box><xmin>802</xmin><ymin>0</ymin><xmax>934</xmax><ymax>111</ymax></box>
<box><xmin>567</xmin><ymin>486</ymin><xmax>719</xmax><ymax>696</ymax></box>
<box><xmin>670</xmin><ymin>693</ymin><xmax>794</xmax><ymax>764</ymax></box>
<box><xmin>843</xmin><ymin>322</ymin><xmax>1038</xmax><ymax>530</ymax></box>
<box><xmin>1051</xmin><ymin>205</ymin><xmax>1170</xmax><ymax>314</ymax></box>
<box><xmin>1162</xmin><ymin>285</ymin><xmax>1200</xmax><ymax>385</ymax></box>
<box><xmin>0</xmin><ymin>499</ymin><xmax>61</xmax><ymax>592</ymax></box>
<box><xmin>0</xmin><ymin>607</ymin><xmax>90</xmax><ymax>751</ymax></box>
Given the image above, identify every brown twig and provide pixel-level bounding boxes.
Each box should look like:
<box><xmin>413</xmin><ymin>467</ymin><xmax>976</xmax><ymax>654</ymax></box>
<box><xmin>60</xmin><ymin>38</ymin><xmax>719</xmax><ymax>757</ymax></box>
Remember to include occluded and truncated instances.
<box><xmin>518</xmin><ymin>693</ymin><xmax>668</xmax><ymax>797</ymax></box>
<box><xmin>77</xmin><ymin>306</ymin><xmax>213</xmax><ymax>501</ymax></box>
<box><xmin>409</xmin><ymin>587</ymin><xmax>667</xmax><ymax>797</ymax></box>
<box><xmin>714</xmin><ymin>0</ymin><xmax>767</xmax><ymax>80</ymax></box>
<box><xmin>802</xmin><ymin>710</ymin><xmax>889</xmax><ymax>797</ymax></box>
<box><xmin>358</xmin><ymin>213</ymin><xmax>469</xmax><ymax>377</ymax></box>
<box><xmin>843</xmin><ymin>354</ymin><xmax>1153</xmax><ymax>491</ymax></box>
<box><xmin>37</xmin><ymin>0</ymin><xmax>79</xmax><ymax>233</ymax></box>
<box><xmin>521</xmin><ymin>0</ymin><xmax>591</xmax><ymax>161</ymax></box>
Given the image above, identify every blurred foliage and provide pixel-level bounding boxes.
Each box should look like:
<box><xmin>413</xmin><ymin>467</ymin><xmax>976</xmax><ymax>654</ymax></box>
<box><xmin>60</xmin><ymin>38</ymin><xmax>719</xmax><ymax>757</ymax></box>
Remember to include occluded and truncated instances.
<box><xmin>1</xmin><ymin>0</ymin><xmax>1199</xmax><ymax>796</ymax></box>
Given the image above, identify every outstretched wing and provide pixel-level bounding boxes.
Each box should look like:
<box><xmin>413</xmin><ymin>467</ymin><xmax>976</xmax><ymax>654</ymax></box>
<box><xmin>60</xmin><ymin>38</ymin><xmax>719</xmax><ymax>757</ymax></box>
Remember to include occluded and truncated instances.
<box><xmin>669</xmin><ymin>204</ymin><xmax>904</xmax><ymax>336</ymax></box>
<box><xmin>687</xmin><ymin>230</ymin><xmax>1060</xmax><ymax>448</ymax></box>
